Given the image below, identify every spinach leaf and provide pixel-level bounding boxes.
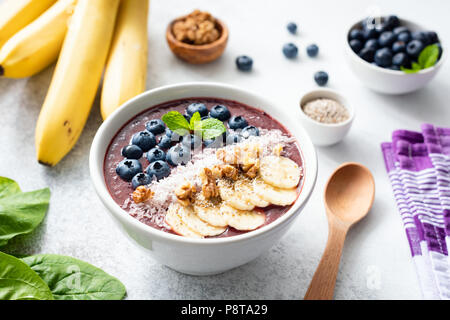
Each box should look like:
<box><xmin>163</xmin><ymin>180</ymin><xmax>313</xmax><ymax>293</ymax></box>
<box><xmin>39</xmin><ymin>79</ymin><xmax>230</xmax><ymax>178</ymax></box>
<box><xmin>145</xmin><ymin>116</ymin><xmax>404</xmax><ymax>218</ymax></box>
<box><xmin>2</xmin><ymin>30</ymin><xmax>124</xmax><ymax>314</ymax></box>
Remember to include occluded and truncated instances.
<box><xmin>0</xmin><ymin>183</ymin><xmax>50</xmax><ymax>247</ymax></box>
<box><xmin>0</xmin><ymin>252</ymin><xmax>53</xmax><ymax>300</ymax></box>
<box><xmin>21</xmin><ymin>254</ymin><xmax>126</xmax><ymax>300</ymax></box>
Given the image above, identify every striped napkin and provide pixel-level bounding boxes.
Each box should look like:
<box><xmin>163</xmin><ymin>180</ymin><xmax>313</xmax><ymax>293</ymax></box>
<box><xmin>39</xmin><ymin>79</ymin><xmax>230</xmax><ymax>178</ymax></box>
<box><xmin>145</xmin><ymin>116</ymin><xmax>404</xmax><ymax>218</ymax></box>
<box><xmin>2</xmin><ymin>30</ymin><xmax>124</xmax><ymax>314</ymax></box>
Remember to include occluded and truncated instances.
<box><xmin>381</xmin><ymin>124</ymin><xmax>450</xmax><ymax>299</ymax></box>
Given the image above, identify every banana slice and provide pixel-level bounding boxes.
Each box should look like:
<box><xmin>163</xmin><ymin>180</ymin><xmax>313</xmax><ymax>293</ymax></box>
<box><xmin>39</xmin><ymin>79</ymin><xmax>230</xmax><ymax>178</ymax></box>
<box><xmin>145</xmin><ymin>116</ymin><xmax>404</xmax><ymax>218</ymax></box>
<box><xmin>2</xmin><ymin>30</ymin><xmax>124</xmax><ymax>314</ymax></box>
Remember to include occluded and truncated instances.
<box><xmin>220</xmin><ymin>204</ymin><xmax>266</xmax><ymax>231</ymax></box>
<box><xmin>166</xmin><ymin>204</ymin><xmax>202</xmax><ymax>238</ymax></box>
<box><xmin>253</xmin><ymin>178</ymin><xmax>298</xmax><ymax>206</ymax></box>
<box><xmin>260</xmin><ymin>155</ymin><xmax>301</xmax><ymax>189</ymax></box>
<box><xmin>175</xmin><ymin>203</ymin><xmax>226</xmax><ymax>237</ymax></box>
<box><xmin>238</xmin><ymin>178</ymin><xmax>270</xmax><ymax>208</ymax></box>
<box><xmin>218</xmin><ymin>179</ymin><xmax>255</xmax><ymax>211</ymax></box>
<box><xmin>193</xmin><ymin>196</ymin><xmax>228</xmax><ymax>227</ymax></box>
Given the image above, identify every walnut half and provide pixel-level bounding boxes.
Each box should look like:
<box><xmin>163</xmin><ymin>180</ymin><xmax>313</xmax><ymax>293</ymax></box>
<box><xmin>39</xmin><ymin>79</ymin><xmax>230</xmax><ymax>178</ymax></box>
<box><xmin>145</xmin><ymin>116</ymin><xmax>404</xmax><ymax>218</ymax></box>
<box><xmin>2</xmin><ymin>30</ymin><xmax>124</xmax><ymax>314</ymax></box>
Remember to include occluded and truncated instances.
<box><xmin>199</xmin><ymin>167</ymin><xmax>219</xmax><ymax>199</ymax></box>
<box><xmin>132</xmin><ymin>186</ymin><xmax>154</xmax><ymax>204</ymax></box>
<box><xmin>175</xmin><ymin>182</ymin><xmax>197</xmax><ymax>207</ymax></box>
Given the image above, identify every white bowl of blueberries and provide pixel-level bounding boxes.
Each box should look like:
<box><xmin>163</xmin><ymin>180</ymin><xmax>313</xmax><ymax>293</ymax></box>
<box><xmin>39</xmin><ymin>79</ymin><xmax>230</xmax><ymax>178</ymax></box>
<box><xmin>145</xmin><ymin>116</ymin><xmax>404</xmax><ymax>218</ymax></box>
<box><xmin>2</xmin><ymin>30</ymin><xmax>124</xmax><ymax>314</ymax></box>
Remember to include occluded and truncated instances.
<box><xmin>345</xmin><ymin>15</ymin><xmax>445</xmax><ymax>94</ymax></box>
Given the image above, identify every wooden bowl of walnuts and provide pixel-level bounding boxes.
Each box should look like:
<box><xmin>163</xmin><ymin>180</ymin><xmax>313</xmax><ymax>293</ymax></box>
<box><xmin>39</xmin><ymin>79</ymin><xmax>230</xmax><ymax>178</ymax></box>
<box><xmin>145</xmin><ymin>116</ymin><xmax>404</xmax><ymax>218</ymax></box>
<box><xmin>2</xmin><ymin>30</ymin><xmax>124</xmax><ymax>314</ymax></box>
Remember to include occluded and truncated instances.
<box><xmin>166</xmin><ymin>10</ymin><xmax>229</xmax><ymax>64</ymax></box>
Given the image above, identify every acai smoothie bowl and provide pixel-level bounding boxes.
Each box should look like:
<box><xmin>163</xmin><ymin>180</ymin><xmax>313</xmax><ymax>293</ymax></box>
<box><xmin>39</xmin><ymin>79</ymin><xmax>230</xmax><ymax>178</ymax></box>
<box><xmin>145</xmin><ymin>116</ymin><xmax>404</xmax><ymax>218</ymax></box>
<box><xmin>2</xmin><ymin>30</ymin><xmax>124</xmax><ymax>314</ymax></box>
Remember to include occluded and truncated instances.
<box><xmin>90</xmin><ymin>82</ymin><xmax>317</xmax><ymax>275</ymax></box>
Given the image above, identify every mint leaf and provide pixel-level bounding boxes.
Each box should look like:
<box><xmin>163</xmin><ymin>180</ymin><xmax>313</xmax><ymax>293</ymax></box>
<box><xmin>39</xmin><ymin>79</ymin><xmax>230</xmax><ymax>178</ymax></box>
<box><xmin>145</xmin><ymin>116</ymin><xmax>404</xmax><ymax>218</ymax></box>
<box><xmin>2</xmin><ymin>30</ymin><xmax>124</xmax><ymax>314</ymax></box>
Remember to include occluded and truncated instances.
<box><xmin>0</xmin><ymin>252</ymin><xmax>54</xmax><ymax>300</ymax></box>
<box><xmin>22</xmin><ymin>254</ymin><xmax>126</xmax><ymax>300</ymax></box>
<box><xmin>418</xmin><ymin>44</ymin><xmax>439</xmax><ymax>69</ymax></box>
<box><xmin>401</xmin><ymin>62</ymin><xmax>422</xmax><ymax>74</ymax></box>
<box><xmin>162</xmin><ymin>111</ymin><xmax>190</xmax><ymax>135</ymax></box>
<box><xmin>200</xmin><ymin>118</ymin><xmax>227</xmax><ymax>140</ymax></box>
<box><xmin>189</xmin><ymin>112</ymin><xmax>202</xmax><ymax>131</ymax></box>
<box><xmin>0</xmin><ymin>177</ymin><xmax>50</xmax><ymax>247</ymax></box>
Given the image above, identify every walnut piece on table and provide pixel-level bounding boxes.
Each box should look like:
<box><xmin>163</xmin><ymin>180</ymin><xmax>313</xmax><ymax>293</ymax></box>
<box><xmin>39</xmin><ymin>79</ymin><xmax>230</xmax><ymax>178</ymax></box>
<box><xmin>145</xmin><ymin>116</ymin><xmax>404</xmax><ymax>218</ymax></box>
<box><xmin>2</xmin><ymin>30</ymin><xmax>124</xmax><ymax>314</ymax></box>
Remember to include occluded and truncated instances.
<box><xmin>172</xmin><ymin>10</ymin><xmax>220</xmax><ymax>45</ymax></box>
<box><xmin>175</xmin><ymin>182</ymin><xmax>197</xmax><ymax>207</ymax></box>
<box><xmin>199</xmin><ymin>167</ymin><xmax>219</xmax><ymax>199</ymax></box>
<box><xmin>132</xmin><ymin>186</ymin><xmax>154</xmax><ymax>204</ymax></box>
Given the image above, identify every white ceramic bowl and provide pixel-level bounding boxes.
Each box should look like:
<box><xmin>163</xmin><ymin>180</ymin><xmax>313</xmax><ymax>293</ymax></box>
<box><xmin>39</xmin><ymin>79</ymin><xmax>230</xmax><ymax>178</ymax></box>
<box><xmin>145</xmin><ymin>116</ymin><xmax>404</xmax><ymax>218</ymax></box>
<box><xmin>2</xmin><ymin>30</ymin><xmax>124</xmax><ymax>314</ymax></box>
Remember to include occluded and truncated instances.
<box><xmin>345</xmin><ymin>17</ymin><xmax>446</xmax><ymax>94</ymax></box>
<box><xmin>299</xmin><ymin>88</ymin><xmax>354</xmax><ymax>147</ymax></box>
<box><xmin>89</xmin><ymin>82</ymin><xmax>318</xmax><ymax>275</ymax></box>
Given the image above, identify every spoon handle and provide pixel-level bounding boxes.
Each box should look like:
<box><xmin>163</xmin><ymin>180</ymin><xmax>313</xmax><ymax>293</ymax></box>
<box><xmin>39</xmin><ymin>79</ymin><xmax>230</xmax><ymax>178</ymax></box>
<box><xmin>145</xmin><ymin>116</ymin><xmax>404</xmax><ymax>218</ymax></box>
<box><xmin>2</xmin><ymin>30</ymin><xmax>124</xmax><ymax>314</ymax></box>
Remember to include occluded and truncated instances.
<box><xmin>304</xmin><ymin>220</ymin><xmax>348</xmax><ymax>300</ymax></box>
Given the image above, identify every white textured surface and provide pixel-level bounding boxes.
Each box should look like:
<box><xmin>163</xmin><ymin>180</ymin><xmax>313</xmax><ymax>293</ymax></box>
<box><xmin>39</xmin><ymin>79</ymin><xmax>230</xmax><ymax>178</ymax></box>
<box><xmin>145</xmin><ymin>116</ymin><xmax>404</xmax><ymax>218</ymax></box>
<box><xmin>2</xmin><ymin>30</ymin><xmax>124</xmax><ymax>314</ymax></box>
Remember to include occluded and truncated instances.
<box><xmin>1</xmin><ymin>0</ymin><xmax>449</xmax><ymax>299</ymax></box>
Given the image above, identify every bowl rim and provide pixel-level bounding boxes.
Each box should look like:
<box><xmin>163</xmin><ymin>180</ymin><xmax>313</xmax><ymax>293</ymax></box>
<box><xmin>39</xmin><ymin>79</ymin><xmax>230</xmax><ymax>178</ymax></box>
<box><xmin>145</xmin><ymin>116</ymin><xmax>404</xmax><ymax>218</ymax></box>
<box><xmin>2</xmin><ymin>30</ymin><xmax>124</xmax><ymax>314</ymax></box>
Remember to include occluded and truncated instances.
<box><xmin>166</xmin><ymin>16</ymin><xmax>229</xmax><ymax>51</ymax></box>
<box><xmin>89</xmin><ymin>82</ymin><xmax>318</xmax><ymax>246</ymax></box>
<box><xmin>344</xmin><ymin>16</ymin><xmax>447</xmax><ymax>75</ymax></box>
<box><xmin>298</xmin><ymin>88</ymin><xmax>355</xmax><ymax>128</ymax></box>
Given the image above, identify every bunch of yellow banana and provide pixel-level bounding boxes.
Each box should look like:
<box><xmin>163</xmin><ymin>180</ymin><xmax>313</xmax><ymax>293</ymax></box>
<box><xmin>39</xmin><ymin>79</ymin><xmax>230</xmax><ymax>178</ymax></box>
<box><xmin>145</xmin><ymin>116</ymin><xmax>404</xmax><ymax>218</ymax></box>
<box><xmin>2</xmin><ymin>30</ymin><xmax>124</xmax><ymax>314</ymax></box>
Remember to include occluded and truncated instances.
<box><xmin>0</xmin><ymin>0</ymin><xmax>149</xmax><ymax>166</ymax></box>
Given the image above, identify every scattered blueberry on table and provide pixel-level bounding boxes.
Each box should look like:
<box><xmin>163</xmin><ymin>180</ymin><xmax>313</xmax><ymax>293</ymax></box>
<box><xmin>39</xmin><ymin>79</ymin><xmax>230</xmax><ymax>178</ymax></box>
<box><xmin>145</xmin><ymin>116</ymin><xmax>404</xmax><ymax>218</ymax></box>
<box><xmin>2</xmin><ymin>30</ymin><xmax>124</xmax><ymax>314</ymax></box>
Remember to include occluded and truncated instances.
<box><xmin>314</xmin><ymin>71</ymin><xmax>329</xmax><ymax>86</ymax></box>
<box><xmin>236</xmin><ymin>55</ymin><xmax>253</xmax><ymax>71</ymax></box>
<box><xmin>282</xmin><ymin>43</ymin><xmax>298</xmax><ymax>59</ymax></box>
<box><xmin>306</xmin><ymin>44</ymin><xmax>319</xmax><ymax>57</ymax></box>
<box><xmin>348</xmin><ymin>14</ymin><xmax>442</xmax><ymax>71</ymax></box>
<box><xmin>287</xmin><ymin>22</ymin><xmax>297</xmax><ymax>34</ymax></box>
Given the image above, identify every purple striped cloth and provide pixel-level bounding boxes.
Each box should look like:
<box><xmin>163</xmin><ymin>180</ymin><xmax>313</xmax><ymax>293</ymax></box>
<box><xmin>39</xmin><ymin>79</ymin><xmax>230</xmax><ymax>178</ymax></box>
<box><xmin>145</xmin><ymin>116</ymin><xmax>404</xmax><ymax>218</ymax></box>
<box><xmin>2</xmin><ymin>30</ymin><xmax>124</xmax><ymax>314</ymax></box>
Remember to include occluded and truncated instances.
<box><xmin>382</xmin><ymin>124</ymin><xmax>450</xmax><ymax>299</ymax></box>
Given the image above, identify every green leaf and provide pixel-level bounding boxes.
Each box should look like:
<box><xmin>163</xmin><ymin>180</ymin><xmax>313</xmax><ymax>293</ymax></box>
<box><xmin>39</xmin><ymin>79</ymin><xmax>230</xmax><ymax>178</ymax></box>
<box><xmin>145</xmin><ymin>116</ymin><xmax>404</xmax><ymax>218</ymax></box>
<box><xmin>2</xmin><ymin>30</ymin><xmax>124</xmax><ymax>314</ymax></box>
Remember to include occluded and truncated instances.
<box><xmin>401</xmin><ymin>62</ymin><xmax>422</xmax><ymax>74</ymax></box>
<box><xmin>0</xmin><ymin>177</ymin><xmax>21</xmax><ymax>198</ymax></box>
<box><xmin>0</xmin><ymin>182</ymin><xmax>50</xmax><ymax>247</ymax></box>
<box><xmin>0</xmin><ymin>252</ymin><xmax>53</xmax><ymax>300</ymax></box>
<box><xmin>200</xmin><ymin>118</ymin><xmax>227</xmax><ymax>140</ymax></box>
<box><xmin>418</xmin><ymin>44</ymin><xmax>439</xmax><ymax>69</ymax></box>
<box><xmin>21</xmin><ymin>254</ymin><xmax>126</xmax><ymax>300</ymax></box>
<box><xmin>189</xmin><ymin>112</ymin><xmax>201</xmax><ymax>130</ymax></box>
<box><xmin>161</xmin><ymin>111</ymin><xmax>190</xmax><ymax>135</ymax></box>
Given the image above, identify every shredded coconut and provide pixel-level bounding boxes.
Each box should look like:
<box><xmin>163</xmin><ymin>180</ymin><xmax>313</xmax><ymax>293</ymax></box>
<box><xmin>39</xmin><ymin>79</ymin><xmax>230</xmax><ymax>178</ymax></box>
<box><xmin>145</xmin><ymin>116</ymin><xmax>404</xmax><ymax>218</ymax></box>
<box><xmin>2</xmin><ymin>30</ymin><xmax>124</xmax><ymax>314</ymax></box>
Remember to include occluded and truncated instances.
<box><xmin>124</xmin><ymin>128</ymin><xmax>297</xmax><ymax>226</ymax></box>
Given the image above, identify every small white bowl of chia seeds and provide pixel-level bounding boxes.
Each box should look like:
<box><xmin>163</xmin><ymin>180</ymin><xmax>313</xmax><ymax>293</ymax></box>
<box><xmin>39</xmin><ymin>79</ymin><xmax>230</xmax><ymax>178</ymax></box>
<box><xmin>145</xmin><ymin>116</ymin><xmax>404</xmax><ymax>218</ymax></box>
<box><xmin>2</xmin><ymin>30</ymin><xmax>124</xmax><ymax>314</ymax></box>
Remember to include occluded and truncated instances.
<box><xmin>299</xmin><ymin>88</ymin><xmax>354</xmax><ymax>146</ymax></box>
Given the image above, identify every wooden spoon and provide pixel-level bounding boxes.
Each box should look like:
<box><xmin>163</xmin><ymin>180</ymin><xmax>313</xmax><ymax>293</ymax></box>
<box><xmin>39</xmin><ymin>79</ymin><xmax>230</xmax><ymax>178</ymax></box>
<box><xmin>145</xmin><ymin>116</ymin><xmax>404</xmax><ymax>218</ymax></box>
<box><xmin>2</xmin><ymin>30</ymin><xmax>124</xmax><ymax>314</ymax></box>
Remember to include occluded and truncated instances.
<box><xmin>304</xmin><ymin>162</ymin><xmax>375</xmax><ymax>300</ymax></box>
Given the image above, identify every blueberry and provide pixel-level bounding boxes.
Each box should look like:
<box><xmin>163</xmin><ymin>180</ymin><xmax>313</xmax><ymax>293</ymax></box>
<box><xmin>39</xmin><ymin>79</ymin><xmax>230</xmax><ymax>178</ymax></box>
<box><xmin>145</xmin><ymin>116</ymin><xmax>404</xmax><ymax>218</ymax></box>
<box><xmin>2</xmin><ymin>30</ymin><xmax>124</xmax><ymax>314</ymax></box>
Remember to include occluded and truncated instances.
<box><xmin>236</xmin><ymin>55</ymin><xmax>253</xmax><ymax>71</ymax></box>
<box><xmin>389</xmin><ymin>65</ymin><xmax>401</xmax><ymax>71</ymax></box>
<box><xmin>392</xmin><ymin>52</ymin><xmax>410</xmax><ymax>67</ymax></box>
<box><xmin>363</xmin><ymin>27</ymin><xmax>378</xmax><ymax>40</ymax></box>
<box><xmin>165</xmin><ymin>128</ymin><xmax>181</xmax><ymax>141</ymax></box>
<box><xmin>225</xmin><ymin>133</ymin><xmax>242</xmax><ymax>145</ymax></box>
<box><xmin>393</xmin><ymin>26</ymin><xmax>409</xmax><ymax>36</ymax></box>
<box><xmin>145</xmin><ymin>119</ymin><xmax>165</xmax><ymax>135</ymax></box>
<box><xmin>375</xmin><ymin>23</ymin><xmax>390</xmax><ymax>34</ymax></box>
<box><xmin>287</xmin><ymin>22</ymin><xmax>297</xmax><ymax>34</ymax></box>
<box><xmin>378</xmin><ymin>31</ymin><xmax>396</xmax><ymax>47</ymax></box>
<box><xmin>359</xmin><ymin>47</ymin><xmax>375</xmax><ymax>62</ymax></box>
<box><xmin>427</xmin><ymin>31</ymin><xmax>439</xmax><ymax>44</ymax></box>
<box><xmin>406</xmin><ymin>40</ymin><xmax>424</xmax><ymax>58</ymax></box>
<box><xmin>306</xmin><ymin>44</ymin><xmax>319</xmax><ymax>57</ymax></box>
<box><xmin>166</xmin><ymin>145</ymin><xmax>190</xmax><ymax>166</ymax></box>
<box><xmin>186</xmin><ymin>103</ymin><xmax>208</xmax><ymax>117</ymax></box>
<box><xmin>209</xmin><ymin>104</ymin><xmax>231</xmax><ymax>121</ymax></box>
<box><xmin>314</xmin><ymin>71</ymin><xmax>328</xmax><ymax>86</ymax></box>
<box><xmin>411</xmin><ymin>31</ymin><xmax>430</xmax><ymax>45</ymax></box>
<box><xmin>131</xmin><ymin>131</ymin><xmax>156</xmax><ymax>152</ymax></box>
<box><xmin>146</xmin><ymin>160</ymin><xmax>170</xmax><ymax>181</ymax></box>
<box><xmin>228</xmin><ymin>116</ymin><xmax>248</xmax><ymax>130</ymax></box>
<box><xmin>147</xmin><ymin>147</ymin><xmax>166</xmax><ymax>163</ymax></box>
<box><xmin>158</xmin><ymin>135</ymin><xmax>172</xmax><ymax>149</ymax></box>
<box><xmin>181</xmin><ymin>134</ymin><xmax>202</xmax><ymax>150</ymax></box>
<box><xmin>386</xmin><ymin>15</ymin><xmax>400</xmax><ymax>29</ymax></box>
<box><xmin>349</xmin><ymin>39</ymin><xmax>363</xmax><ymax>53</ymax></box>
<box><xmin>131</xmin><ymin>173</ymin><xmax>152</xmax><ymax>189</ymax></box>
<box><xmin>364</xmin><ymin>39</ymin><xmax>379</xmax><ymax>50</ymax></box>
<box><xmin>121</xmin><ymin>145</ymin><xmax>143</xmax><ymax>159</ymax></box>
<box><xmin>397</xmin><ymin>32</ymin><xmax>410</xmax><ymax>43</ymax></box>
<box><xmin>392</xmin><ymin>41</ymin><xmax>406</xmax><ymax>54</ymax></box>
<box><xmin>282</xmin><ymin>43</ymin><xmax>298</xmax><ymax>59</ymax></box>
<box><xmin>374</xmin><ymin>48</ymin><xmax>393</xmax><ymax>68</ymax></box>
<box><xmin>241</xmin><ymin>126</ymin><xmax>260</xmax><ymax>139</ymax></box>
<box><xmin>183</xmin><ymin>114</ymin><xmax>191</xmax><ymax>123</ymax></box>
<box><xmin>116</xmin><ymin>159</ymin><xmax>142</xmax><ymax>182</ymax></box>
<box><xmin>349</xmin><ymin>29</ymin><xmax>364</xmax><ymax>41</ymax></box>
<box><xmin>204</xmin><ymin>135</ymin><xmax>225</xmax><ymax>148</ymax></box>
